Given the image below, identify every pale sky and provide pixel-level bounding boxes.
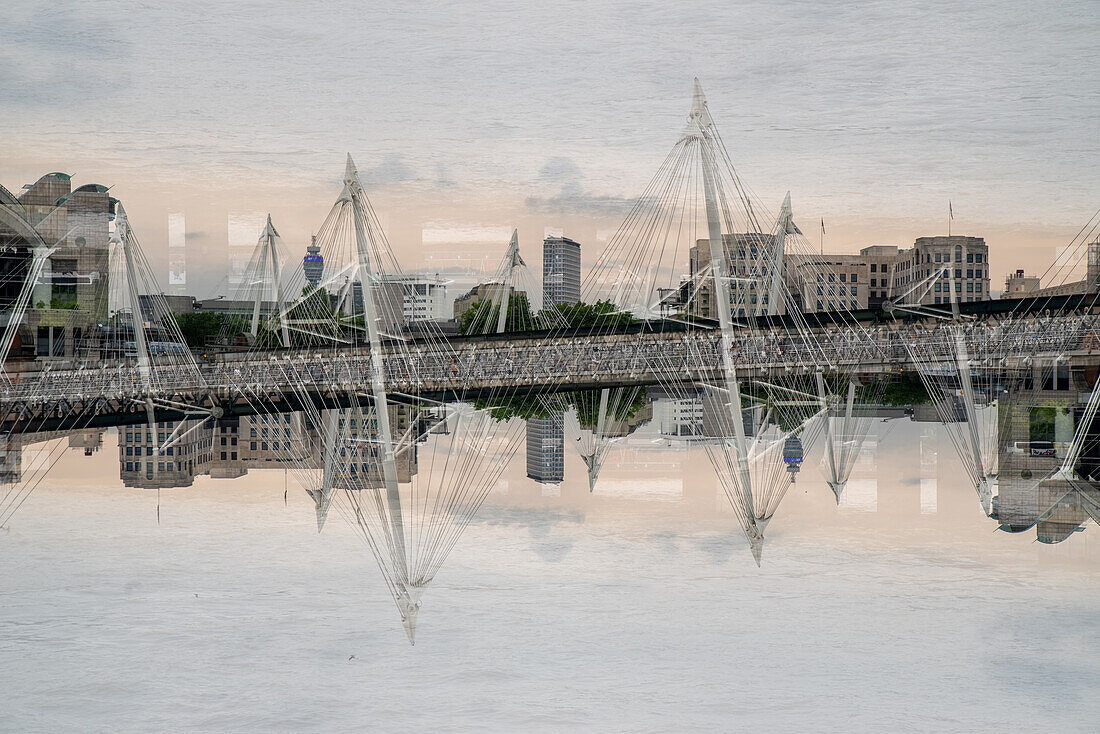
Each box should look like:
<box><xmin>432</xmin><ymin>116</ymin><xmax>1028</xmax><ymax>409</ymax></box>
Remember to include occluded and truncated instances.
<box><xmin>2</xmin><ymin>0</ymin><xmax>1098</xmax><ymax>296</ymax></box>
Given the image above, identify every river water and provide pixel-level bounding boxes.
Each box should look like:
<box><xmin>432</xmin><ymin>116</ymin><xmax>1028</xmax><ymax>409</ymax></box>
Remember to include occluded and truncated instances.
<box><xmin>1</xmin><ymin>419</ymin><xmax>1097</xmax><ymax>732</ymax></box>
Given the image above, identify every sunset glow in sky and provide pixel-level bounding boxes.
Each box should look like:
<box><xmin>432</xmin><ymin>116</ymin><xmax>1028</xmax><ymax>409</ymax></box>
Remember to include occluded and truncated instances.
<box><xmin>2</xmin><ymin>0</ymin><xmax>1098</xmax><ymax>296</ymax></box>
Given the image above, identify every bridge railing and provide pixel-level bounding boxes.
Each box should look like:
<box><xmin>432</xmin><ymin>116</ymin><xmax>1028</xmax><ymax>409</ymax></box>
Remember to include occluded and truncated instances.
<box><xmin>4</xmin><ymin>314</ymin><xmax>1100</xmax><ymax>413</ymax></box>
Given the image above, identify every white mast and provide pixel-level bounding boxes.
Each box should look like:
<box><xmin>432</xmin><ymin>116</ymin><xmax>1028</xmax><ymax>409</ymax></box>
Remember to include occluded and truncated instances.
<box><xmin>691</xmin><ymin>79</ymin><xmax>762</xmax><ymax>563</ymax></box>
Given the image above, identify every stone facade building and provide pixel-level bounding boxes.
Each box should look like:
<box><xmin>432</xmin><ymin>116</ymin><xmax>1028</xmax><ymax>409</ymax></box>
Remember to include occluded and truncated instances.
<box><xmin>1</xmin><ymin>173</ymin><xmax>113</xmax><ymax>361</ymax></box>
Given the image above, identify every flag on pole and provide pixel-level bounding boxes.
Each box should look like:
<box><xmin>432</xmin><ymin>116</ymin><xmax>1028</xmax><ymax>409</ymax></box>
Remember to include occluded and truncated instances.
<box><xmin>820</xmin><ymin>218</ymin><xmax>826</xmax><ymax>234</ymax></box>
<box><xmin>949</xmin><ymin>201</ymin><xmax>954</xmax><ymax>220</ymax></box>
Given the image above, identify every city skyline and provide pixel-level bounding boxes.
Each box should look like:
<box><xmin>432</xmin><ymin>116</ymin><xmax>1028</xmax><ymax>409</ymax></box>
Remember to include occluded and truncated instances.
<box><xmin>3</xmin><ymin>4</ymin><xmax>1098</xmax><ymax>730</ymax></box>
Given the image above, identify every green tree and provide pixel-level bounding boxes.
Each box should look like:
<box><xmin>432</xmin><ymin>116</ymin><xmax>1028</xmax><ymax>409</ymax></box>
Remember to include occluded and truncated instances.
<box><xmin>460</xmin><ymin>292</ymin><xmax>537</xmax><ymax>334</ymax></box>
<box><xmin>877</xmin><ymin>373</ymin><xmax>931</xmax><ymax>406</ymax></box>
<box><xmin>172</xmin><ymin>312</ymin><xmax>246</xmax><ymax>349</ymax></box>
<box><xmin>546</xmin><ymin>300</ymin><xmax>636</xmax><ymax>329</ymax></box>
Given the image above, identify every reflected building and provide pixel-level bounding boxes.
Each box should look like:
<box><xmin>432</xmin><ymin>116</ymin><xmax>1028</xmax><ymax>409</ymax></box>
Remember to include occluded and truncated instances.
<box><xmin>67</xmin><ymin>429</ymin><xmax>105</xmax><ymax>456</ymax></box>
<box><xmin>992</xmin><ymin>374</ymin><xmax>1099</xmax><ymax>542</ymax></box>
<box><xmin>334</xmin><ymin>404</ymin><xmax>420</xmax><ymax>485</ymax></box>
<box><xmin>115</xmin><ymin>406</ymin><xmax>423</xmax><ymax>490</ymax></box>
<box><xmin>650</xmin><ymin>387</ymin><xmax>758</xmax><ymax>440</ymax></box>
<box><xmin>118</xmin><ymin>419</ymin><xmax>214</xmax><ymax>488</ymax></box>
<box><xmin>527</xmin><ymin>413</ymin><xmax>564</xmax><ymax>483</ymax></box>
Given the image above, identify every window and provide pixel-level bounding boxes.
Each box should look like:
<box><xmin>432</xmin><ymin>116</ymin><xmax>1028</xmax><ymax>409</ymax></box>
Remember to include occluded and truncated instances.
<box><xmin>126</xmin><ymin>462</ymin><xmax>133</xmax><ymax>471</ymax></box>
<box><xmin>221</xmin><ymin>451</ymin><xmax>227</xmax><ymax>460</ymax></box>
<box><xmin>935</xmin><ymin>283</ymin><xmax>941</xmax><ymax>292</ymax></box>
<box><xmin>871</xmin><ymin>263</ymin><xmax>878</xmax><ymax>273</ymax></box>
<box><xmin>817</xmin><ymin>286</ymin><xmax>823</xmax><ymax>295</ymax></box>
<box><xmin>166</xmin><ymin>447</ymin><xmax>173</xmax><ymax>456</ymax></box>
<box><xmin>935</xmin><ymin>296</ymin><xmax>941</xmax><ymax>304</ymax></box>
<box><xmin>976</xmin><ymin>253</ymin><xmax>983</xmax><ymax>263</ymax></box>
<box><xmin>126</xmin><ymin>433</ymin><xmax>132</xmax><ymax>442</ymax></box>
<box><xmin>967</xmin><ymin>269</ymin><xmax>973</xmax><ymax>278</ymax></box>
<box><xmin>975</xmin><ymin>282</ymin><xmax>982</xmax><ymax>293</ymax></box>
<box><xmin>870</xmin><ymin>278</ymin><xmax>877</xmax><ymax>287</ymax></box>
<box><xmin>840</xmin><ymin>273</ymin><xmax>847</xmax><ymax>282</ymax></box>
<box><xmin>146</xmin><ymin>447</ymin><xmax>153</xmax><ymax>456</ymax></box>
<box><xmin>126</xmin><ymin>446</ymin><xmax>133</xmax><ymax>456</ymax></box>
<box><xmin>967</xmin><ymin>253</ymin><xmax>974</xmax><ymax>263</ymax></box>
<box><xmin>250</xmin><ymin>441</ymin><xmax>257</xmax><ymax>450</ymax></box>
<box><xmin>231</xmin><ymin>452</ymin><xmax>237</xmax><ymax>460</ymax></box>
<box><xmin>828</xmin><ymin>273</ymin><xmax>835</xmax><ymax>282</ymax></box>
<box><xmin>935</xmin><ymin>253</ymin><xmax>941</xmax><ymax>262</ymax></box>
<box><xmin>221</xmin><ymin>437</ymin><xmax>227</xmax><ymax>446</ymax></box>
<box><xmin>158</xmin><ymin>462</ymin><xmax>165</xmax><ymax>472</ymax></box>
<box><xmin>967</xmin><ymin>282</ymin><xmax>974</xmax><ymax>292</ymax></box>
<box><xmin>851</xmin><ymin>273</ymin><xmax>857</xmax><ymax>283</ymax></box>
<box><xmin>261</xmin><ymin>442</ymin><xmax>268</xmax><ymax>451</ymax></box>
<box><xmin>273</xmin><ymin>441</ymin><xmax>280</xmax><ymax>450</ymax></box>
<box><xmin>250</xmin><ymin>428</ymin><xmax>256</xmax><ymax>438</ymax></box>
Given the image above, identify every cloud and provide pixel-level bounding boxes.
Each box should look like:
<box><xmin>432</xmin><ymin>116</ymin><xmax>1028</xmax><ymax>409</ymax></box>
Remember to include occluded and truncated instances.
<box><xmin>0</xmin><ymin>5</ymin><xmax>131</xmax><ymax>107</ymax></box>
<box><xmin>526</xmin><ymin>156</ymin><xmax>635</xmax><ymax>216</ymax></box>
<box><xmin>537</xmin><ymin>156</ymin><xmax>584</xmax><ymax>184</ymax></box>
<box><xmin>357</xmin><ymin>154</ymin><xmax>417</xmax><ymax>185</ymax></box>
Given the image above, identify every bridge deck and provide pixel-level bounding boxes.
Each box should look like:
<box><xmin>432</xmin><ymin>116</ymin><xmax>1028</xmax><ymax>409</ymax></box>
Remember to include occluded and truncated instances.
<box><xmin>3</xmin><ymin>313</ymin><xmax>1099</xmax><ymax>434</ymax></box>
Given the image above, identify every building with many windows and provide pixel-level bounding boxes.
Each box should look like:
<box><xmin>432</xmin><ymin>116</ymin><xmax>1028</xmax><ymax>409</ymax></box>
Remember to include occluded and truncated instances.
<box><xmin>378</xmin><ymin>275</ymin><xmax>448</xmax><ymax>323</ymax></box>
<box><xmin>526</xmin><ymin>413</ymin><xmax>564</xmax><ymax>483</ymax></box>
<box><xmin>686</xmin><ymin>233</ymin><xmax>990</xmax><ymax>317</ymax></box>
<box><xmin>1</xmin><ymin>172</ymin><xmax>113</xmax><ymax>361</ymax></box>
<box><xmin>891</xmin><ymin>236</ymin><xmax>990</xmax><ymax>306</ymax></box>
<box><xmin>688</xmin><ymin>233</ymin><xmax>783</xmax><ymax>318</ymax></box>
<box><xmin>118</xmin><ymin>419</ymin><xmax>214</xmax><ymax>488</ymax></box>
<box><xmin>787</xmin><ymin>254</ymin><xmax>869</xmax><ymax>313</ymax></box>
<box><xmin>542</xmin><ymin>235</ymin><xmax>581</xmax><ymax>307</ymax></box>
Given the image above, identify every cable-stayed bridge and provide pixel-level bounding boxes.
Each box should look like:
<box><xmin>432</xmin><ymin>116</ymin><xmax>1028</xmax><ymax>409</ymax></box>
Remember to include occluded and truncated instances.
<box><xmin>4</xmin><ymin>79</ymin><xmax>1099</xmax><ymax>641</ymax></box>
<box><xmin>4</xmin><ymin>304</ymin><xmax>1098</xmax><ymax>435</ymax></box>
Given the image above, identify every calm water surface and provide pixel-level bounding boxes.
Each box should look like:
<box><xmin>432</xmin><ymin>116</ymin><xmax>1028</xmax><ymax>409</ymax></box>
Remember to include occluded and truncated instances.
<box><xmin>1</xmin><ymin>420</ymin><xmax>1097</xmax><ymax>733</ymax></box>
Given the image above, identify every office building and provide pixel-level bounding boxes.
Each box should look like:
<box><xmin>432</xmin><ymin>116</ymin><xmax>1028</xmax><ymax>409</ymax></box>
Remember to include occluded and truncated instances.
<box><xmin>542</xmin><ymin>235</ymin><xmax>581</xmax><ymax>307</ymax></box>
<box><xmin>378</xmin><ymin>275</ymin><xmax>448</xmax><ymax>323</ymax></box>
<box><xmin>688</xmin><ymin>233</ymin><xmax>990</xmax><ymax>318</ymax></box>
<box><xmin>526</xmin><ymin>412</ymin><xmax>564</xmax><ymax>483</ymax></box>
<box><xmin>1</xmin><ymin>173</ymin><xmax>112</xmax><ymax>361</ymax></box>
<box><xmin>119</xmin><ymin>419</ymin><xmax>214</xmax><ymax>488</ymax></box>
